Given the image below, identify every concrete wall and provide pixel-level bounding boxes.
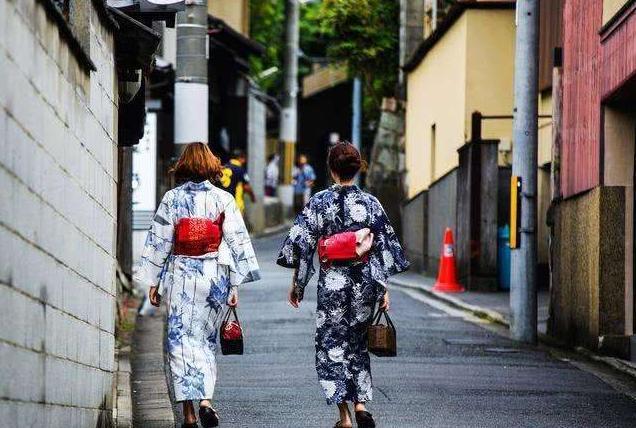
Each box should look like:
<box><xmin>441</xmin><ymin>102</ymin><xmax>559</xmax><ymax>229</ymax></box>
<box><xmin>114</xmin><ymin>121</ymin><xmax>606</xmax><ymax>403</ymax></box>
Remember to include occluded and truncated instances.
<box><xmin>0</xmin><ymin>1</ymin><xmax>118</xmax><ymax>426</ymax></box>
<box><xmin>603</xmin><ymin>106</ymin><xmax>636</xmax><ymax>335</ymax></box>
<box><xmin>404</xmin><ymin>13</ymin><xmax>467</xmax><ymax>198</ymax></box>
<box><xmin>246</xmin><ymin>90</ymin><xmax>266</xmax><ymax>233</ymax></box>
<box><xmin>405</xmin><ymin>8</ymin><xmax>516</xmax><ymax>198</ymax></box>
<box><xmin>464</xmin><ymin>9</ymin><xmax>515</xmax><ymax>143</ymax></box>
<box><xmin>401</xmin><ymin>191</ymin><xmax>427</xmax><ymax>272</ymax></box>
<box><xmin>550</xmin><ymin>187</ymin><xmax>626</xmax><ymax>350</ymax></box>
<box><xmin>538</xmin><ymin>90</ymin><xmax>553</xmax><ymax>167</ymax></box>
<box><xmin>537</xmin><ymin>90</ymin><xmax>553</xmax><ymax>269</ymax></box>
<box><xmin>603</xmin><ymin>0</ymin><xmax>631</xmax><ymax>24</ymax></box>
<box><xmin>426</xmin><ymin>169</ymin><xmax>458</xmax><ymax>272</ymax></box>
<box><xmin>537</xmin><ymin>167</ymin><xmax>551</xmax><ymax>272</ymax></box>
<box><xmin>209</xmin><ymin>0</ymin><xmax>249</xmax><ymax>35</ymax></box>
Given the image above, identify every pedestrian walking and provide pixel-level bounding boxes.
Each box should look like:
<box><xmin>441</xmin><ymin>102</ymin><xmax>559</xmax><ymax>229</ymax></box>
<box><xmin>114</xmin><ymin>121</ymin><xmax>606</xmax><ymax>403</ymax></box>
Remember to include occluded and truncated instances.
<box><xmin>277</xmin><ymin>142</ymin><xmax>409</xmax><ymax>428</ymax></box>
<box><xmin>292</xmin><ymin>153</ymin><xmax>316</xmax><ymax>213</ymax></box>
<box><xmin>265</xmin><ymin>153</ymin><xmax>280</xmax><ymax>197</ymax></box>
<box><xmin>220</xmin><ymin>149</ymin><xmax>256</xmax><ymax>213</ymax></box>
<box><xmin>135</xmin><ymin>143</ymin><xmax>260</xmax><ymax>428</ymax></box>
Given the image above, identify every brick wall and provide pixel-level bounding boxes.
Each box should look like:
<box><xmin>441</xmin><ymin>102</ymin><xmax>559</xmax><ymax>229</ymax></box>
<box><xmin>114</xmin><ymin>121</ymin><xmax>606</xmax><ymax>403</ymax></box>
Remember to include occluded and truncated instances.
<box><xmin>0</xmin><ymin>1</ymin><xmax>118</xmax><ymax>426</ymax></box>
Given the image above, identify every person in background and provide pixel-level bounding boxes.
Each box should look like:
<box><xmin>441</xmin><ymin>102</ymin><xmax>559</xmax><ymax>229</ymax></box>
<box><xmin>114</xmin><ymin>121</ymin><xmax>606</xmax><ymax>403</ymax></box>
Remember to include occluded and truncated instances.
<box><xmin>292</xmin><ymin>153</ymin><xmax>316</xmax><ymax>213</ymax></box>
<box><xmin>265</xmin><ymin>153</ymin><xmax>280</xmax><ymax>197</ymax></box>
<box><xmin>220</xmin><ymin>149</ymin><xmax>256</xmax><ymax>213</ymax></box>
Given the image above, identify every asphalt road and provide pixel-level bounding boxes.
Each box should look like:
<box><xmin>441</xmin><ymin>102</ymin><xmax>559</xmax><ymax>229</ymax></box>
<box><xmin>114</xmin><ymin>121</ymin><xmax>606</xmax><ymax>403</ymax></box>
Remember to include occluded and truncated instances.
<box><xmin>170</xmin><ymin>233</ymin><xmax>636</xmax><ymax>427</ymax></box>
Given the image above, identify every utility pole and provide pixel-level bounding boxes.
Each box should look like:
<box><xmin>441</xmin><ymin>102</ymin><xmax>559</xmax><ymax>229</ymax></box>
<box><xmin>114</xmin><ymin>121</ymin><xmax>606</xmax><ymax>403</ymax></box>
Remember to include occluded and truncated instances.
<box><xmin>510</xmin><ymin>0</ymin><xmax>540</xmax><ymax>344</ymax></box>
<box><xmin>351</xmin><ymin>77</ymin><xmax>362</xmax><ymax>183</ymax></box>
<box><xmin>279</xmin><ymin>0</ymin><xmax>300</xmax><ymax>213</ymax></box>
<box><xmin>431</xmin><ymin>0</ymin><xmax>438</xmax><ymax>31</ymax></box>
<box><xmin>174</xmin><ymin>0</ymin><xmax>209</xmax><ymax>155</ymax></box>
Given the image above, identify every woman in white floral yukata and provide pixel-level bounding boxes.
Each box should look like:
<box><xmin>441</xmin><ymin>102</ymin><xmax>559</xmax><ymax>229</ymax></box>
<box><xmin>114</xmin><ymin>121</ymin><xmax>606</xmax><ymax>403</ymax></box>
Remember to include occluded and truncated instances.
<box><xmin>277</xmin><ymin>142</ymin><xmax>409</xmax><ymax>428</ymax></box>
<box><xmin>135</xmin><ymin>143</ymin><xmax>260</xmax><ymax>428</ymax></box>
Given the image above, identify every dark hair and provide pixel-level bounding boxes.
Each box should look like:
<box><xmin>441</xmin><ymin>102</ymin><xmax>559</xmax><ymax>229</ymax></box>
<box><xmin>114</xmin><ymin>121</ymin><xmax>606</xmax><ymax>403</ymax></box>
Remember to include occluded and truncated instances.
<box><xmin>328</xmin><ymin>142</ymin><xmax>365</xmax><ymax>181</ymax></box>
<box><xmin>170</xmin><ymin>142</ymin><xmax>223</xmax><ymax>184</ymax></box>
<box><xmin>232</xmin><ymin>148</ymin><xmax>246</xmax><ymax>159</ymax></box>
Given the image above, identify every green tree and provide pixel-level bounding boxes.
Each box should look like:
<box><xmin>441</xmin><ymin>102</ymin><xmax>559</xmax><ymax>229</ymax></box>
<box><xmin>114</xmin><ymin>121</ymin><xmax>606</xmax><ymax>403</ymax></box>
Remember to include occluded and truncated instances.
<box><xmin>249</xmin><ymin>0</ymin><xmax>399</xmax><ymax>122</ymax></box>
<box><xmin>318</xmin><ymin>0</ymin><xmax>399</xmax><ymax>119</ymax></box>
<box><xmin>249</xmin><ymin>0</ymin><xmax>285</xmax><ymax>92</ymax></box>
<box><xmin>250</xmin><ymin>1</ymin><xmax>329</xmax><ymax>93</ymax></box>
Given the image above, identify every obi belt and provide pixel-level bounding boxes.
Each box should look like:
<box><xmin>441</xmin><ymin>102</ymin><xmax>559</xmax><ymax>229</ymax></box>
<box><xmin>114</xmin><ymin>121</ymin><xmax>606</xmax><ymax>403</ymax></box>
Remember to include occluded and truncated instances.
<box><xmin>318</xmin><ymin>228</ymin><xmax>373</xmax><ymax>267</ymax></box>
<box><xmin>173</xmin><ymin>213</ymin><xmax>225</xmax><ymax>256</ymax></box>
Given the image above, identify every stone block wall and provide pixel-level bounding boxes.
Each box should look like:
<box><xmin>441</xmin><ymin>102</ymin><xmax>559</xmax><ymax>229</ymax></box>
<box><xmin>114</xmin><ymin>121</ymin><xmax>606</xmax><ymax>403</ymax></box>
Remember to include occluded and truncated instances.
<box><xmin>401</xmin><ymin>190</ymin><xmax>427</xmax><ymax>272</ymax></box>
<box><xmin>426</xmin><ymin>169</ymin><xmax>458</xmax><ymax>273</ymax></box>
<box><xmin>549</xmin><ymin>186</ymin><xmax>626</xmax><ymax>350</ymax></box>
<box><xmin>0</xmin><ymin>1</ymin><xmax>118</xmax><ymax>426</ymax></box>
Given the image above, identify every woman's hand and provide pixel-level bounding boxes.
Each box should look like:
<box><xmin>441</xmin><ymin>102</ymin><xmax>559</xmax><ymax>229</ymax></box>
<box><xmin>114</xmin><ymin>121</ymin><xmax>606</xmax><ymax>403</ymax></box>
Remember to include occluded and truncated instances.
<box><xmin>227</xmin><ymin>286</ymin><xmax>239</xmax><ymax>307</ymax></box>
<box><xmin>149</xmin><ymin>286</ymin><xmax>161</xmax><ymax>307</ymax></box>
<box><xmin>288</xmin><ymin>283</ymin><xmax>301</xmax><ymax>308</ymax></box>
<box><xmin>379</xmin><ymin>290</ymin><xmax>390</xmax><ymax>311</ymax></box>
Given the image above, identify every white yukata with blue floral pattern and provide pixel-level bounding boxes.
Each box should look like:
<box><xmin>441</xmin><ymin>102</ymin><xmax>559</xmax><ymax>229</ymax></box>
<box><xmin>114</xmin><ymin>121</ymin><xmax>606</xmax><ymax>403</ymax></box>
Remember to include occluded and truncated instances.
<box><xmin>135</xmin><ymin>180</ymin><xmax>260</xmax><ymax>402</ymax></box>
<box><xmin>277</xmin><ymin>185</ymin><xmax>409</xmax><ymax>405</ymax></box>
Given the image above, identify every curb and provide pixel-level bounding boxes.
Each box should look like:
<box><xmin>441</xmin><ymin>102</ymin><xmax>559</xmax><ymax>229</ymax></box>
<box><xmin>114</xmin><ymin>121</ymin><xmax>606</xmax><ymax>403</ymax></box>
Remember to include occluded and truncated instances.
<box><xmin>389</xmin><ymin>276</ymin><xmax>636</xmax><ymax>384</ymax></box>
<box><xmin>389</xmin><ymin>276</ymin><xmax>509</xmax><ymax>327</ymax></box>
<box><xmin>114</xmin><ymin>346</ymin><xmax>132</xmax><ymax>428</ymax></box>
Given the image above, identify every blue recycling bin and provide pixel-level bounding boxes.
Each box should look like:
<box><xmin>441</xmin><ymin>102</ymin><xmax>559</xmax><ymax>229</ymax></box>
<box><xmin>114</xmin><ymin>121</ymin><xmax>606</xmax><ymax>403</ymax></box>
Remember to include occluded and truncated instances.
<box><xmin>498</xmin><ymin>225</ymin><xmax>511</xmax><ymax>290</ymax></box>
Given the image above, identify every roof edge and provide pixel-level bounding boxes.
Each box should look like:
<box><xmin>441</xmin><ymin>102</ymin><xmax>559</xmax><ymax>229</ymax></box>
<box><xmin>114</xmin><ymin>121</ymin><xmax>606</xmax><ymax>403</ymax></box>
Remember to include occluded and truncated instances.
<box><xmin>403</xmin><ymin>0</ymin><xmax>515</xmax><ymax>72</ymax></box>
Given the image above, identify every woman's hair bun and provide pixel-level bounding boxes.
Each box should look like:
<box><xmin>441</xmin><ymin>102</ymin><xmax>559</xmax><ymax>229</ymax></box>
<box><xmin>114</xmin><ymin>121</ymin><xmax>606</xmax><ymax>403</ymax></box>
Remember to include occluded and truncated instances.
<box><xmin>328</xmin><ymin>141</ymin><xmax>362</xmax><ymax>181</ymax></box>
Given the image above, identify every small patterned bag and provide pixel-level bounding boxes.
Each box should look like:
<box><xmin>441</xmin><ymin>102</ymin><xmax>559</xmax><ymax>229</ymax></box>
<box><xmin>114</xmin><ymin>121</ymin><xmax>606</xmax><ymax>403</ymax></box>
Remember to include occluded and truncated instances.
<box><xmin>368</xmin><ymin>308</ymin><xmax>396</xmax><ymax>357</ymax></box>
<box><xmin>220</xmin><ymin>307</ymin><xmax>244</xmax><ymax>355</ymax></box>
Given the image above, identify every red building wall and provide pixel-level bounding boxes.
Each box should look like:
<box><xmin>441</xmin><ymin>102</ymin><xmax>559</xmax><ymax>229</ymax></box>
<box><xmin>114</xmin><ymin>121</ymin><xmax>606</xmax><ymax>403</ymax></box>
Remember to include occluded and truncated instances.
<box><xmin>562</xmin><ymin>0</ymin><xmax>636</xmax><ymax>198</ymax></box>
<box><xmin>600</xmin><ymin>3</ymin><xmax>636</xmax><ymax>100</ymax></box>
<box><xmin>561</xmin><ymin>0</ymin><xmax>603</xmax><ymax>198</ymax></box>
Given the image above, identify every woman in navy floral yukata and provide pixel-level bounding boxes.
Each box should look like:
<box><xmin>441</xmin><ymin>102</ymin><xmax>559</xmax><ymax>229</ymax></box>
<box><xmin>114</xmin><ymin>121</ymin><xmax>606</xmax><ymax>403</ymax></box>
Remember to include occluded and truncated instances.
<box><xmin>135</xmin><ymin>143</ymin><xmax>260</xmax><ymax>428</ymax></box>
<box><xmin>277</xmin><ymin>142</ymin><xmax>409</xmax><ymax>428</ymax></box>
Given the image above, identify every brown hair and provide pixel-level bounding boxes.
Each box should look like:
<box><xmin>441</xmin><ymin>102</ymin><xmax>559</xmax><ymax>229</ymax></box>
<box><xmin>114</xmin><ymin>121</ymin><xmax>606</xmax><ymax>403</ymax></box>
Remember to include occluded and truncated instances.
<box><xmin>170</xmin><ymin>142</ymin><xmax>223</xmax><ymax>184</ymax></box>
<box><xmin>328</xmin><ymin>141</ymin><xmax>366</xmax><ymax>181</ymax></box>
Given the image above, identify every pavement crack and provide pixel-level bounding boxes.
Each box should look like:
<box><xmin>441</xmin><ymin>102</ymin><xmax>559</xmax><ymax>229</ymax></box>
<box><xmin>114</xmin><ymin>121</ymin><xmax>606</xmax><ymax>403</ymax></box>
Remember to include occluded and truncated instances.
<box><xmin>375</xmin><ymin>386</ymin><xmax>391</xmax><ymax>401</ymax></box>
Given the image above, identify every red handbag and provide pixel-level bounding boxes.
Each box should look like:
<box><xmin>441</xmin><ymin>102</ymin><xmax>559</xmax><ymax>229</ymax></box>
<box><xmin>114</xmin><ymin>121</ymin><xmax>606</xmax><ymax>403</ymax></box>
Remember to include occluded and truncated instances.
<box><xmin>220</xmin><ymin>307</ymin><xmax>243</xmax><ymax>355</ymax></box>
<box><xmin>174</xmin><ymin>213</ymin><xmax>224</xmax><ymax>256</ymax></box>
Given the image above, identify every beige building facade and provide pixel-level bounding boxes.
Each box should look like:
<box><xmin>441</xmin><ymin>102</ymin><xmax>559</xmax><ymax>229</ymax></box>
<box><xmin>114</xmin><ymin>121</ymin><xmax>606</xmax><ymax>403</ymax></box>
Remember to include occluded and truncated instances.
<box><xmin>402</xmin><ymin>1</ymin><xmax>553</xmax><ymax>287</ymax></box>
<box><xmin>405</xmin><ymin>7</ymin><xmax>516</xmax><ymax>198</ymax></box>
<box><xmin>209</xmin><ymin>0</ymin><xmax>249</xmax><ymax>35</ymax></box>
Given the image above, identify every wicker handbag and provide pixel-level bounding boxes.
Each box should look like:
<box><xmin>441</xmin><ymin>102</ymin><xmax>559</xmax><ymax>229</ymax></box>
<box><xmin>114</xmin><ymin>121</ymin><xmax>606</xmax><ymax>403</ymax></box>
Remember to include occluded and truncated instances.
<box><xmin>220</xmin><ymin>307</ymin><xmax>244</xmax><ymax>355</ymax></box>
<box><xmin>368</xmin><ymin>308</ymin><xmax>396</xmax><ymax>357</ymax></box>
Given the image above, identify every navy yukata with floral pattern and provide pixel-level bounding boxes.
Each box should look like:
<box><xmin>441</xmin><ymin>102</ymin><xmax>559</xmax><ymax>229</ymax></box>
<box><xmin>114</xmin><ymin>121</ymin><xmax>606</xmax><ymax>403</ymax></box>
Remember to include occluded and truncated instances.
<box><xmin>277</xmin><ymin>185</ymin><xmax>409</xmax><ymax>405</ymax></box>
<box><xmin>135</xmin><ymin>180</ymin><xmax>259</xmax><ymax>403</ymax></box>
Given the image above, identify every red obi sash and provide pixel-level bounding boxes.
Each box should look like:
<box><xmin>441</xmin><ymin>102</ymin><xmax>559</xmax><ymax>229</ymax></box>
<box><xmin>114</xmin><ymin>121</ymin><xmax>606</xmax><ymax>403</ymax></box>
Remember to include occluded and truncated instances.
<box><xmin>173</xmin><ymin>213</ymin><xmax>224</xmax><ymax>256</ymax></box>
<box><xmin>318</xmin><ymin>229</ymin><xmax>372</xmax><ymax>267</ymax></box>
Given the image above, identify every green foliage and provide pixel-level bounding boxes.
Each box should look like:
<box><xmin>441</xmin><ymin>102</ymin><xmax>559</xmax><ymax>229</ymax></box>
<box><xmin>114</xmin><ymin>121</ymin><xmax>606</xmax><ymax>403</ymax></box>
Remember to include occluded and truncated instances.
<box><xmin>318</xmin><ymin>0</ymin><xmax>399</xmax><ymax>118</ymax></box>
<box><xmin>249</xmin><ymin>0</ymin><xmax>330</xmax><ymax>93</ymax></box>
<box><xmin>249</xmin><ymin>0</ymin><xmax>399</xmax><ymax>121</ymax></box>
<box><xmin>249</xmin><ymin>0</ymin><xmax>285</xmax><ymax>92</ymax></box>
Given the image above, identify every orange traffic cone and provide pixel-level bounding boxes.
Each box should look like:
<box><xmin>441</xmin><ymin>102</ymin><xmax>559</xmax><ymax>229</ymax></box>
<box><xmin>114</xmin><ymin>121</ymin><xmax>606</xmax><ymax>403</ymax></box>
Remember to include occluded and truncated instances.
<box><xmin>433</xmin><ymin>228</ymin><xmax>464</xmax><ymax>293</ymax></box>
